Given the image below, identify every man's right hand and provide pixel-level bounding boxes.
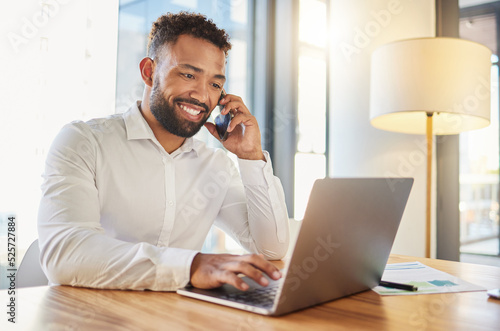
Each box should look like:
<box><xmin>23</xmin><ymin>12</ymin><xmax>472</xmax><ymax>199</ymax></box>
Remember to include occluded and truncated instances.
<box><xmin>189</xmin><ymin>253</ymin><xmax>282</xmax><ymax>291</ymax></box>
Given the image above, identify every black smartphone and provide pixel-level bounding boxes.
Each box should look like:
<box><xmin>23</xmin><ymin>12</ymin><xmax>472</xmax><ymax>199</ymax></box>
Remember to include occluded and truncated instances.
<box><xmin>214</xmin><ymin>90</ymin><xmax>233</xmax><ymax>141</ymax></box>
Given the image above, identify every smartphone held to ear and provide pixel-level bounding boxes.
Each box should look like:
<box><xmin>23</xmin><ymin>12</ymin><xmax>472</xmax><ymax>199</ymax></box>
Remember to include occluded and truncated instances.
<box><xmin>214</xmin><ymin>91</ymin><xmax>233</xmax><ymax>141</ymax></box>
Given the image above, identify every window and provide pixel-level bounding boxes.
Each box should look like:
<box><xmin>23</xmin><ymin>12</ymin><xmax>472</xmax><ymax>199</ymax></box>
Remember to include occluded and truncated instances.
<box><xmin>459</xmin><ymin>4</ymin><xmax>500</xmax><ymax>258</ymax></box>
<box><xmin>294</xmin><ymin>0</ymin><xmax>329</xmax><ymax>220</ymax></box>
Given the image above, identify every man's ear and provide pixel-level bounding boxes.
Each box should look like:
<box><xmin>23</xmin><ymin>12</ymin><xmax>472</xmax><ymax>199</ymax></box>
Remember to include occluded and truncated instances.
<box><xmin>139</xmin><ymin>57</ymin><xmax>154</xmax><ymax>87</ymax></box>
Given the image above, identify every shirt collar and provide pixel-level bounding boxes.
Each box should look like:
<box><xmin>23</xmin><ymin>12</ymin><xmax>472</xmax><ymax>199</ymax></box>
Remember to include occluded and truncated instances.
<box><xmin>123</xmin><ymin>101</ymin><xmax>200</xmax><ymax>157</ymax></box>
<box><xmin>172</xmin><ymin>136</ymin><xmax>198</xmax><ymax>157</ymax></box>
<box><xmin>123</xmin><ymin>101</ymin><xmax>155</xmax><ymax>140</ymax></box>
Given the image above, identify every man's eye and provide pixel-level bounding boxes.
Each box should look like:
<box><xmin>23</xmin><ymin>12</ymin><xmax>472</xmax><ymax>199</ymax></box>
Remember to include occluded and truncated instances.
<box><xmin>184</xmin><ymin>73</ymin><xmax>194</xmax><ymax>79</ymax></box>
<box><xmin>212</xmin><ymin>83</ymin><xmax>222</xmax><ymax>89</ymax></box>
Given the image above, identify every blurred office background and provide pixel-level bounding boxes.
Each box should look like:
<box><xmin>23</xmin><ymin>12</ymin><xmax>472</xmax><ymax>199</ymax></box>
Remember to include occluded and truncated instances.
<box><xmin>1</xmin><ymin>0</ymin><xmax>499</xmax><ymax>288</ymax></box>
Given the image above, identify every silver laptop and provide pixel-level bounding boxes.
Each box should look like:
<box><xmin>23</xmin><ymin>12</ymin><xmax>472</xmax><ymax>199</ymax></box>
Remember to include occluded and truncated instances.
<box><xmin>177</xmin><ymin>177</ymin><xmax>413</xmax><ymax>316</ymax></box>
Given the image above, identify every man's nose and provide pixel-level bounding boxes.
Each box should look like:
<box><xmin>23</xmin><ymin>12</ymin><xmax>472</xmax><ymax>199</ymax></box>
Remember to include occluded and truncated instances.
<box><xmin>189</xmin><ymin>80</ymin><xmax>209</xmax><ymax>104</ymax></box>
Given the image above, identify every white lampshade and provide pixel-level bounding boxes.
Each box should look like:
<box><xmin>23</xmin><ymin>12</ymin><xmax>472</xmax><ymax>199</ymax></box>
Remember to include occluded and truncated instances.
<box><xmin>370</xmin><ymin>37</ymin><xmax>491</xmax><ymax>135</ymax></box>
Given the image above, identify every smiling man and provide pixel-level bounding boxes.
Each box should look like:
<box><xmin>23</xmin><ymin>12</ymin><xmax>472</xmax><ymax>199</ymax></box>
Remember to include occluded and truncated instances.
<box><xmin>37</xmin><ymin>12</ymin><xmax>289</xmax><ymax>292</ymax></box>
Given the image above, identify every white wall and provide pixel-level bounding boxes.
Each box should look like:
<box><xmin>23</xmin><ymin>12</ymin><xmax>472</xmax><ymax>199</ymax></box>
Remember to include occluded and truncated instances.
<box><xmin>330</xmin><ymin>0</ymin><xmax>436</xmax><ymax>257</ymax></box>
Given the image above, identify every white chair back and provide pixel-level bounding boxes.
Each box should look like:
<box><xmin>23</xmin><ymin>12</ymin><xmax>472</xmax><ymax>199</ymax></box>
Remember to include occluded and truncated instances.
<box><xmin>17</xmin><ymin>239</ymin><xmax>48</xmax><ymax>288</ymax></box>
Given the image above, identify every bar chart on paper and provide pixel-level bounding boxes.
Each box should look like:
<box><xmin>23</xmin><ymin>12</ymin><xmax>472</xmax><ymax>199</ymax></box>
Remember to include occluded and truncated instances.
<box><xmin>373</xmin><ymin>262</ymin><xmax>486</xmax><ymax>295</ymax></box>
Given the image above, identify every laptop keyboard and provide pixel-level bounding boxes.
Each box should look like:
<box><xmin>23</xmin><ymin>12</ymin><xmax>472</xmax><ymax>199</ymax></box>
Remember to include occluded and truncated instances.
<box><xmin>219</xmin><ymin>282</ymin><xmax>279</xmax><ymax>308</ymax></box>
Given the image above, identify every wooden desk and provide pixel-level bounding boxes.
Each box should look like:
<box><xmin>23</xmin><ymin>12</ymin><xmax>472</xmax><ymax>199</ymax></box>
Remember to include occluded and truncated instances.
<box><xmin>2</xmin><ymin>255</ymin><xmax>499</xmax><ymax>330</ymax></box>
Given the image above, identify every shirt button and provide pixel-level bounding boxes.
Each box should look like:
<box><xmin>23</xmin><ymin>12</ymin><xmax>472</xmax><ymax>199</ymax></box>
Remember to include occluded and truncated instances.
<box><xmin>168</xmin><ymin>201</ymin><xmax>174</xmax><ymax>206</ymax></box>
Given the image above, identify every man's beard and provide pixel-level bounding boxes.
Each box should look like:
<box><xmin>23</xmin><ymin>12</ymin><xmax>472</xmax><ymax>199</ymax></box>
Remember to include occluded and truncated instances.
<box><xmin>149</xmin><ymin>83</ymin><xmax>210</xmax><ymax>138</ymax></box>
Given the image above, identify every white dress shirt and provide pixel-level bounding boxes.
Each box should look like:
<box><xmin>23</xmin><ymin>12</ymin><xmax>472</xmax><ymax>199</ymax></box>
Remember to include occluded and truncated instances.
<box><xmin>37</xmin><ymin>101</ymin><xmax>289</xmax><ymax>291</ymax></box>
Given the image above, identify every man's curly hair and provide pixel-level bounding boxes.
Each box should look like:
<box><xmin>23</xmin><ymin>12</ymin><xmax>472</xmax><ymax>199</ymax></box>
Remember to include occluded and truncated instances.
<box><xmin>147</xmin><ymin>12</ymin><xmax>232</xmax><ymax>60</ymax></box>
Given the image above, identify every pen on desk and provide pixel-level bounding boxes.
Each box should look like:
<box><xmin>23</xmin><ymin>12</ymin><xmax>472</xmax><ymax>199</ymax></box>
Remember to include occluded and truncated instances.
<box><xmin>379</xmin><ymin>280</ymin><xmax>418</xmax><ymax>291</ymax></box>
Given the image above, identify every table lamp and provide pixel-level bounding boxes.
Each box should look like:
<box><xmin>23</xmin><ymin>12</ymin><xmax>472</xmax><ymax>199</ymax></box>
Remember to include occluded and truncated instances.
<box><xmin>370</xmin><ymin>37</ymin><xmax>491</xmax><ymax>258</ymax></box>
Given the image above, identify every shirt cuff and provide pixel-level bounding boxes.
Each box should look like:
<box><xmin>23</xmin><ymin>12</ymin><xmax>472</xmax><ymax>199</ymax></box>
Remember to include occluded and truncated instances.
<box><xmin>237</xmin><ymin>150</ymin><xmax>275</xmax><ymax>187</ymax></box>
<box><xmin>155</xmin><ymin>248</ymin><xmax>199</xmax><ymax>291</ymax></box>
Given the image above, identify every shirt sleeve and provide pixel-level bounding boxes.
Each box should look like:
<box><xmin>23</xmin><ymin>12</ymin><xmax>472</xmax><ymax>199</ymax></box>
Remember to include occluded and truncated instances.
<box><xmin>214</xmin><ymin>151</ymin><xmax>290</xmax><ymax>260</ymax></box>
<box><xmin>37</xmin><ymin>123</ymin><xmax>198</xmax><ymax>291</ymax></box>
